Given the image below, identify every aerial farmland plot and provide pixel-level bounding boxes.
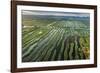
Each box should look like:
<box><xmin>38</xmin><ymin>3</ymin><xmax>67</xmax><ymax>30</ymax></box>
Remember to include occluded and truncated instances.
<box><xmin>22</xmin><ymin>10</ymin><xmax>90</xmax><ymax>62</ymax></box>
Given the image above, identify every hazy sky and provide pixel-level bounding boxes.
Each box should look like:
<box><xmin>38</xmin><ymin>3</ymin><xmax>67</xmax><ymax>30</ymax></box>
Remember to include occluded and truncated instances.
<box><xmin>22</xmin><ymin>10</ymin><xmax>90</xmax><ymax>17</ymax></box>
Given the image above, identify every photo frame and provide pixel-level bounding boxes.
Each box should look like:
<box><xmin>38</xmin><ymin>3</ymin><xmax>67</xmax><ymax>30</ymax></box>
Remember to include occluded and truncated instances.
<box><xmin>11</xmin><ymin>1</ymin><xmax>97</xmax><ymax>72</ymax></box>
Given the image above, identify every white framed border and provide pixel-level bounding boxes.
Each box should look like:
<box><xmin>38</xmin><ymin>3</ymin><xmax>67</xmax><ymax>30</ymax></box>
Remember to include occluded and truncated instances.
<box><xmin>17</xmin><ymin>5</ymin><xmax>94</xmax><ymax>68</ymax></box>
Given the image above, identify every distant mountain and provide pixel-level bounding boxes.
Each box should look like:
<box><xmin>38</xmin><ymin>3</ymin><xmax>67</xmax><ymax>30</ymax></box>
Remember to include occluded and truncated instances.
<box><xmin>22</xmin><ymin>15</ymin><xmax>90</xmax><ymax>21</ymax></box>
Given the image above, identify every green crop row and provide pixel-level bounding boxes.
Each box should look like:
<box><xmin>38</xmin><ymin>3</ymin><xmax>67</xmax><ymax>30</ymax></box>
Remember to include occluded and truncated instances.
<box><xmin>22</xmin><ymin>19</ymin><xmax>90</xmax><ymax>62</ymax></box>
